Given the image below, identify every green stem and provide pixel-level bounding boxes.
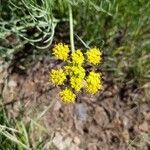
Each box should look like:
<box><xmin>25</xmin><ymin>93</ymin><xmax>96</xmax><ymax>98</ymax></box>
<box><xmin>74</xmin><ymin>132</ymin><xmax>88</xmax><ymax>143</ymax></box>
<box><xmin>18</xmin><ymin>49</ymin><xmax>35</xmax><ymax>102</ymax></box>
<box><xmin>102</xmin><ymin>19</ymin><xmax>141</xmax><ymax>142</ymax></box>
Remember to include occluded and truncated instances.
<box><xmin>68</xmin><ymin>4</ymin><xmax>75</xmax><ymax>53</ymax></box>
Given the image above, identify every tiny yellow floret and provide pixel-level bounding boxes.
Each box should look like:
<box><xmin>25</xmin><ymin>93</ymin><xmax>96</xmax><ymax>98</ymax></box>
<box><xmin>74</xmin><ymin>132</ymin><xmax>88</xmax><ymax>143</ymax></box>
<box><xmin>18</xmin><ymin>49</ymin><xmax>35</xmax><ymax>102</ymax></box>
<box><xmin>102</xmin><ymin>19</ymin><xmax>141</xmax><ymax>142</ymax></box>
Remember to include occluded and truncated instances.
<box><xmin>71</xmin><ymin>66</ymin><xmax>85</xmax><ymax>79</ymax></box>
<box><xmin>64</xmin><ymin>65</ymin><xmax>85</xmax><ymax>79</ymax></box>
<box><xmin>50</xmin><ymin>69</ymin><xmax>66</xmax><ymax>85</ymax></box>
<box><xmin>86</xmin><ymin>48</ymin><xmax>102</xmax><ymax>65</ymax></box>
<box><xmin>70</xmin><ymin>76</ymin><xmax>83</xmax><ymax>92</ymax></box>
<box><xmin>85</xmin><ymin>71</ymin><xmax>102</xmax><ymax>94</ymax></box>
<box><xmin>52</xmin><ymin>43</ymin><xmax>69</xmax><ymax>61</ymax></box>
<box><xmin>71</xmin><ymin>49</ymin><xmax>84</xmax><ymax>65</ymax></box>
<box><xmin>64</xmin><ymin>65</ymin><xmax>72</xmax><ymax>76</ymax></box>
<box><xmin>60</xmin><ymin>88</ymin><xmax>76</xmax><ymax>103</ymax></box>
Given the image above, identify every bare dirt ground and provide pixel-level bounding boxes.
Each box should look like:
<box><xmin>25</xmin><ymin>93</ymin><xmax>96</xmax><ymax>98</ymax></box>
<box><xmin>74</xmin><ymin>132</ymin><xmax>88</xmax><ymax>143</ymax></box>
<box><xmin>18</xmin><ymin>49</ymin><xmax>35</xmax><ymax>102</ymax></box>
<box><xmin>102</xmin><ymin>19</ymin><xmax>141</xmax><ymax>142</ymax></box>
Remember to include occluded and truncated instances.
<box><xmin>0</xmin><ymin>56</ymin><xmax>150</xmax><ymax>150</ymax></box>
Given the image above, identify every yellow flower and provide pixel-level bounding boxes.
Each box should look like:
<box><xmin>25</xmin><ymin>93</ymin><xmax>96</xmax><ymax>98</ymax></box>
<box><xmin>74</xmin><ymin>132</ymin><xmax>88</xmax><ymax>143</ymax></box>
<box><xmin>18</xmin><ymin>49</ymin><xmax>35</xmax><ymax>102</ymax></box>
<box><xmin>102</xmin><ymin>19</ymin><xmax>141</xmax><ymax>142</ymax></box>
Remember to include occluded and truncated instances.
<box><xmin>50</xmin><ymin>69</ymin><xmax>66</xmax><ymax>85</ymax></box>
<box><xmin>52</xmin><ymin>43</ymin><xmax>69</xmax><ymax>61</ymax></box>
<box><xmin>85</xmin><ymin>71</ymin><xmax>102</xmax><ymax>94</ymax></box>
<box><xmin>64</xmin><ymin>65</ymin><xmax>72</xmax><ymax>76</ymax></box>
<box><xmin>60</xmin><ymin>88</ymin><xmax>76</xmax><ymax>103</ymax></box>
<box><xmin>86</xmin><ymin>48</ymin><xmax>102</xmax><ymax>65</ymax></box>
<box><xmin>70</xmin><ymin>76</ymin><xmax>83</xmax><ymax>92</ymax></box>
<box><xmin>71</xmin><ymin>66</ymin><xmax>85</xmax><ymax>79</ymax></box>
<box><xmin>64</xmin><ymin>65</ymin><xmax>85</xmax><ymax>79</ymax></box>
<box><xmin>71</xmin><ymin>49</ymin><xmax>84</xmax><ymax>65</ymax></box>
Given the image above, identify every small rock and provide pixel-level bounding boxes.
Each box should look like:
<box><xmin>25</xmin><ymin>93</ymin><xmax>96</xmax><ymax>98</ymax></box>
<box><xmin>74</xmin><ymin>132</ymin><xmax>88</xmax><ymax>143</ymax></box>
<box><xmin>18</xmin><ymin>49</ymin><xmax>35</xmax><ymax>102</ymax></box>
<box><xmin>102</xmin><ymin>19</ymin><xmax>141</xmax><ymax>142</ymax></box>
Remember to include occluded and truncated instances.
<box><xmin>93</xmin><ymin>106</ymin><xmax>109</xmax><ymax>127</ymax></box>
<box><xmin>89</xmin><ymin>125</ymin><xmax>101</xmax><ymax>137</ymax></box>
<box><xmin>53</xmin><ymin>132</ymin><xmax>78</xmax><ymax>150</ymax></box>
<box><xmin>75</xmin><ymin>103</ymin><xmax>87</xmax><ymax>121</ymax></box>
<box><xmin>122</xmin><ymin>130</ymin><xmax>130</xmax><ymax>143</ymax></box>
<box><xmin>53</xmin><ymin>100</ymin><xmax>61</xmax><ymax>111</ymax></box>
<box><xmin>87</xmin><ymin>143</ymin><xmax>97</xmax><ymax>150</ymax></box>
<box><xmin>8</xmin><ymin>80</ymin><xmax>17</xmax><ymax>88</ymax></box>
<box><xmin>69</xmin><ymin>143</ymin><xmax>81</xmax><ymax>150</ymax></box>
<box><xmin>64</xmin><ymin>137</ymin><xmax>72</xmax><ymax>146</ymax></box>
<box><xmin>139</xmin><ymin>122</ymin><xmax>149</xmax><ymax>132</ymax></box>
<box><xmin>122</xmin><ymin>117</ymin><xmax>129</xmax><ymax>128</ymax></box>
<box><xmin>73</xmin><ymin>136</ymin><xmax>80</xmax><ymax>145</ymax></box>
<box><xmin>144</xmin><ymin>112</ymin><xmax>150</xmax><ymax>121</ymax></box>
<box><xmin>53</xmin><ymin>132</ymin><xmax>63</xmax><ymax>143</ymax></box>
<box><xmin>2</xmin><ymin>85</ymin><xmax>17</xmax><ymax>102</ymax></box>
<box><xmin>0</xmin><ymin>66</ymin><xmax>3</xmax><ymax>73</ymax></box>
<box><xmin>74</xmin><ymin>103</ymin><xmax>88</xmax><ymax>134</ymax></box>
<box><xmin>52</xmin><ymin>132</ymin><xmax>64</xmax><ymax>149</ymax></box>
<box><xmin>105</xmin><ymin>91</ymin><xmax>113</xmax><ymax>97</ymax></box>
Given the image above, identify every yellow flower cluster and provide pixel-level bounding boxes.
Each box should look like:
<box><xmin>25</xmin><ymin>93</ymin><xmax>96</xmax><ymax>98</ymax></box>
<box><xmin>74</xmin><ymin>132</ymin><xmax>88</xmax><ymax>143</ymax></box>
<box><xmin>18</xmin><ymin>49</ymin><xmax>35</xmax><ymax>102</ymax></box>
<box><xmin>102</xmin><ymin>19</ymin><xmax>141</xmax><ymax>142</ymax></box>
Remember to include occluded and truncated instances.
<box><xmin>66</xmin><ymin>65</ymin><xmax>85</xmax><ymax>79</ymax></box>
<box><xmin>85</xmin><ymin>72</ymin><xmax>102</xmax><ymax>94</ymax></box>
<box><xmin>49</xmin><ymin>43</ymin><xmax>102</xmax><ymax>103</ymax></box>
<box><xmin>52</xmin><ymin>43</ymin><xmax>69</xmax><ymax>61</ymax></box>
<box><xmin>70</xmin><ymin>76</ymin><xmax>83</xmax><ymax>92</ymax></box>
<box><xmin>50</xmin><ymin>69</ymin><xmax>66</xmax><ymax>85</ymax></box>
<box><xmin>86</xmin><ymin>48</ymin><xmax>102</xmax><ymax>65</ymax></box>
<box><xmin>60</xmin><ymin>88</ymin><xmax>76</xmax><ymax>103</ymax></box>
<box><xmin>64</xmin><ymin>65</ymin><xmax>85</xmax><ymax>92</ymax></box>
<box><xmin>71</xmin><ymin>50</ymin><xmax>84</xmax><ymax>65</ymax></box>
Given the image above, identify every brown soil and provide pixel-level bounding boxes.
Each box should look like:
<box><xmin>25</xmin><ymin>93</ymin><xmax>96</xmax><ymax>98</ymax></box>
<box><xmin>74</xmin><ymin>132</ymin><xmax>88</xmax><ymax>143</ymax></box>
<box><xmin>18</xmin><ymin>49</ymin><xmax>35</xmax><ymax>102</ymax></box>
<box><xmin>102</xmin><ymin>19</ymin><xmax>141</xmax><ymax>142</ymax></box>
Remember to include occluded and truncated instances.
<box><xmin>0</xmin><ymin>56</ymin><xmax>150</xmax><ymax>150</ymax></box>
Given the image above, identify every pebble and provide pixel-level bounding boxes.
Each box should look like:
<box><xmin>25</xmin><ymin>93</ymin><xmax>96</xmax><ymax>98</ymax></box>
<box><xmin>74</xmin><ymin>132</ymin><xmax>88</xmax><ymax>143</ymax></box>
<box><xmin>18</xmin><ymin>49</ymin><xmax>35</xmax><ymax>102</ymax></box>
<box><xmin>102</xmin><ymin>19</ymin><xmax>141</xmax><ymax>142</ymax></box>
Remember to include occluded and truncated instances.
<box><xmin>8</xmin><ymin>80</ymin><xmax>17</xmax><ymax>88</ymax></box>
<box><xmin>139</xmin><ymin>122</ymin><xmax>149</xmax><ymax>132</ymax></box>
<box><xmin>94</xmin><ymin>106</ymin><xmax>109</xmax><ymax>127</ymax></box>
<box><xmin>122</xmin><ymin>130</ymin><xmax>129</xmax><ymax>143</ymax></box>
<box><xmin>73</xmin><ymin>136</ymin><xmax>80</xmax><ymax>145</ymax></box>
<box><xmin>87</xmin><ymin>143</ymin><xmax>97</xmax><ymax>150</ymax></box>
<box><xmin>75</xmin><ymin>103</ymin><xmax>87</xmax><ymax>121</ymax></box>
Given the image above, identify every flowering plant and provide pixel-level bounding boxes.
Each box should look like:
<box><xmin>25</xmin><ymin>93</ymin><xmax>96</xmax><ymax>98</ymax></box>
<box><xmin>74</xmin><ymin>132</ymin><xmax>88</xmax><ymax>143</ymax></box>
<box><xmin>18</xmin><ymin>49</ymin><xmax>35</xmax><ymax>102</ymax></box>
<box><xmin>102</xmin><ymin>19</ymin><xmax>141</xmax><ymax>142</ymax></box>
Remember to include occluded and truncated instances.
<box><xmin>49</xmin><ymin>43</ymin><xmax>103</xmax><ymax>103</ymax></box>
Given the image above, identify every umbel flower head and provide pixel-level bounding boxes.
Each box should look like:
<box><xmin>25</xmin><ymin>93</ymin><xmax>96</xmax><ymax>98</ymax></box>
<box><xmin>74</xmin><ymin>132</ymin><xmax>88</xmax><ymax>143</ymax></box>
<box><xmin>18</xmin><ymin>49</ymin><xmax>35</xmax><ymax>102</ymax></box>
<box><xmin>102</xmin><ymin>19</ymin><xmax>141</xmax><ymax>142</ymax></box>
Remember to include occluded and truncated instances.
<box><xmin>60</xmin><ymin>88</ymin><xmax>76</xmax><ymax>103</ymax></box>
<box><xmin>71</xmin><ymin>49</ymin><xmax>84</xmax><ymax>65</ymax></box>
<box><xmin>52</xmin><ymin>43</ymin><xmax>69</xmax><ymax>61</ymax></box>
<box><xmin>49</xmin><ymin>43</ymin><xmax>103</xmax><ymax>103</ymax></box>
<box><xmin>50</xmin><ymin>69</ymin><xmax>66</xmax><ymax>85</ymax></box>
<box><xmin>86</xmin><ymin>48</ymin><xmax>102</xmax><ymax>65</ymax></box>
<box><xmin>85</xmin><ymin>71</ymin><xmax>102</xmax><ymax>94</ymax></box>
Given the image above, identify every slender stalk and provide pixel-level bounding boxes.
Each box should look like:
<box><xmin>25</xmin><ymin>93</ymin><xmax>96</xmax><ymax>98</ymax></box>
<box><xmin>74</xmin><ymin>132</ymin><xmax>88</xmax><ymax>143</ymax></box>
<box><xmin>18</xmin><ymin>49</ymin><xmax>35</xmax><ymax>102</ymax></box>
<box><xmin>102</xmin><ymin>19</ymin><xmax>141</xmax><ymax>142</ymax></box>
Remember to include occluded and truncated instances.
<box><xmin>68</xmin><ymin>4</ymin><xmax>75</xmax><ymax>53</ymax></box>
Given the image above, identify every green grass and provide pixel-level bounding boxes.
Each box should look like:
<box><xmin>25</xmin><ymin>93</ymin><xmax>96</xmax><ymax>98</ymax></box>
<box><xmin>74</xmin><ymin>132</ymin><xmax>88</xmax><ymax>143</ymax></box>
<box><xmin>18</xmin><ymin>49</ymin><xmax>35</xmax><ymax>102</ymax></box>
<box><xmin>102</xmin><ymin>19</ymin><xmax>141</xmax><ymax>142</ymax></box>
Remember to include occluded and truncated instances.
<box><xmin>0</xmin><ymin>106</ymin><xmax>29</xmax><ymax>149</ymax></box>
<box><xmin>0</xmin><ymin>92</ymin><xmax>56</xmax><ymax>149</ymax></box>
<box><xmin>0</xmin><ymin>105</ymin><xmax>55</xmax><ymax>149</ymax></box>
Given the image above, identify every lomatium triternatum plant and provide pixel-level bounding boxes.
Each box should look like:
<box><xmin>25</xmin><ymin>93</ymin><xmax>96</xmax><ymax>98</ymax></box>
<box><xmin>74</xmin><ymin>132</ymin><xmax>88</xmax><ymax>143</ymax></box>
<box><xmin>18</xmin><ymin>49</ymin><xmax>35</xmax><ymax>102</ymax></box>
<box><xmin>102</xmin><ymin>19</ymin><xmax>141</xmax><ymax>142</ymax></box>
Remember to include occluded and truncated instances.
<box><xmin>49</xmin><ymin>43</ymin><xmax>103</xmax><ymax>103</ymax></box>
<box><xmin>49</xmin><ymin>4</ymin><xmax>102</xmax><ymax>103</ymax></box>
